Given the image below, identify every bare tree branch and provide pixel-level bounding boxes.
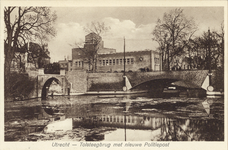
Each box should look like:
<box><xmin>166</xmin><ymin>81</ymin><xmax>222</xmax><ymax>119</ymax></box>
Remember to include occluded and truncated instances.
<box><xmin>152</xmin><ymin>8</ymin><xmax>197</xmax><ymax>70</ymax></box>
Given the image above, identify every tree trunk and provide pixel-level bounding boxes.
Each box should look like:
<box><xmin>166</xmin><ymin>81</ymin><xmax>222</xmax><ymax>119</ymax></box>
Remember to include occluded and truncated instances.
<box><xmin>4</xmin><ymin>40</ymin><xmax>16</xmax><ymax>100</ymax></box>
<box><xmin>4</xmin><ymin>54</ymin><xmax>13</xmax><ymax>100</ymax></box>
<box><xmin>167</xmin><ymin>44</ymin><xmax>170</xmax><ymax>71</ymax></box>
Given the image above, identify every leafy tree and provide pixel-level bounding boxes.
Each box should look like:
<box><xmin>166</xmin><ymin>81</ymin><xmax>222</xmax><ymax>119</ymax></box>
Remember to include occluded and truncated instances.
<box><xmin>4</xmin><ymin>7</ymin><xmax>56</xmax><ymax>99</ymax></box>
<box><xmin>152</xmin><ymin>8</ymin><xmax>197</xmax><ymax>70</ymax></box>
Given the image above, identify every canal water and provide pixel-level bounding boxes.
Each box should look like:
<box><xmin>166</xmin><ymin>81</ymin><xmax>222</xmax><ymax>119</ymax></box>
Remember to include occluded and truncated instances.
<box><xmin>4</xmin><ymin>94</ymin><xmax>224</xmax><ymax>141</ymax></box>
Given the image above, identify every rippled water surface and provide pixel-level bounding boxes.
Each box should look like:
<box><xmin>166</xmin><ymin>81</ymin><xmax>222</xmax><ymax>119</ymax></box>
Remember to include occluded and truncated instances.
<box><xmin>4</xmin><ymin>94</ymin><xmax>224</xmax><ymax>141</ymax></box>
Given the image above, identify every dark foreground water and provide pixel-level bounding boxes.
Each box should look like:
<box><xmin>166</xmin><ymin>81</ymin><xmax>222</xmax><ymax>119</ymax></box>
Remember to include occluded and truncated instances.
<box><xmin>5</xmin><ymin>94</ymin><xmax>224</xmax><ymax>141</ymax></box>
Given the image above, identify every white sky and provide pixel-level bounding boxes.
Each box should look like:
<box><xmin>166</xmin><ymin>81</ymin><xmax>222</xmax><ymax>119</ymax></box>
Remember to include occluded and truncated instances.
<box><xmin>48</xmin><ymin>7</ymin><xmax>224</xmax><ymax>62</ymax></box>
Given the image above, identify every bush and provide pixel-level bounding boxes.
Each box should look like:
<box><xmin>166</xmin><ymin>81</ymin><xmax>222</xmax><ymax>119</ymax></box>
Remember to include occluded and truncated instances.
<box><xmin>5</xmin><ymin>72</ymin><xmax>36</xmax><ymax>100</ymax></box>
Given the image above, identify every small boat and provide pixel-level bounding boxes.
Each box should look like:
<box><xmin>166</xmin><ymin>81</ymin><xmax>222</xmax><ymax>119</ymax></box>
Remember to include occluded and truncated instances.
<box><xmin>163</xmin><ymin>86</ymin><xmax>180</xmax><ymax>97</ymax></box>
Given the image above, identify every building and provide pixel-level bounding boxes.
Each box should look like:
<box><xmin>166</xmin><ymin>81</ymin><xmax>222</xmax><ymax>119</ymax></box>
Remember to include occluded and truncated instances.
<box><xmin>26</xmin><ymin>43</ymin><xmax>51</xmax><ymax>70</ymax></box>
<box><xmin>71</xmin><ymin>33</ymin><xmax>162</xmax><ymax>73</ymax></box>
<box><xmin>59</xmin><ymin>59</ymin><xmax>73</xmax><ymax>71</ymax></box>
<box><xmin>72</xmin><ymin>32</ymin><xmax>116</xmax><ymax>71</ymax></box>
<box><xmin>10</xmin><ymin>42</ymin><xmax>50</xmax><ymax>72</ymax></box>
<box><xmin>96</xmin><ymin>50</ymin><xmax>161</xmax><ymax>72</ymax></box>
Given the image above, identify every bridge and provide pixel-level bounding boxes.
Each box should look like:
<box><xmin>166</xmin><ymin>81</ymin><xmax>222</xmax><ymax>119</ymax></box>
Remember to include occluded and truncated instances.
<box><xmin>127</xmin><ymin>70</ymin><xmax>209</xmax><ymax>89</ymax></box>
<box><xmin>37</xmin><ymin>73</ymin><xmax>68</xmax><ymax>99</ymax></box>
<box><xmin>87</xmin><ymin>70</ymin><xmax>209</xmax><ymax>92</ymax></box>
<box><xmin>36</xmin><ymin>69</ymin><xmax>210</xmax><ymax>99</ymax></box>
<box><xmin>37</xmin><ymin>69</ymin><xmax>87</xmax><ymax>99</ymax></box>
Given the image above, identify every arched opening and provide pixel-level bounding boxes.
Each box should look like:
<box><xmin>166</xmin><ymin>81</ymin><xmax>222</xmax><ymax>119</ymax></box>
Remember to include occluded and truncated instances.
<box><xmin>41</xmin><ymin>77</ymin><xmax>61</xmax><ymax>100</ymax></box>
<box><xmin>131</xmin><ymin>78</ymin><xmax>178</xmax><ymax>91</ymax></box>
<box><xmin>130</xmin><ymin>78</ymin><xmax>180</xmax><ymax>98</ymax></box>
<box><xmin>130</xmin><ymin>78</ymin><xmax>206</xmax><ymax>98</ymax></box>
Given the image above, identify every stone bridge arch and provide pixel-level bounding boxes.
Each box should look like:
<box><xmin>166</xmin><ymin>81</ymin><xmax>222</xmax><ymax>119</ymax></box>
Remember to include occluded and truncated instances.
<box><xmin>127</xmin><ymin>70</ymin><xmax>209</xmax><ymax>90</ymax></box>
<box><xmin>37</xmin><ymin>74</ymin><xmax>68</xmax><ymax>99</ymax></box>
<box><xmin>130</xmin><ymin>78</ymin><xmax>179</xmax><ymax>91</ymax></box>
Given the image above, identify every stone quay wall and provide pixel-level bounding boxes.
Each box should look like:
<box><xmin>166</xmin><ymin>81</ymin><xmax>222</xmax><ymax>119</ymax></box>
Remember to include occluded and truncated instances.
<box><xmin>87</xmin><ymin>73</ymin><xmax>124</xmax><ymax>91</ymax></box>
<box><xmin>66</xmin><ymin>70</ymin><xmax>87</xmax><ymax>93</ymax></box>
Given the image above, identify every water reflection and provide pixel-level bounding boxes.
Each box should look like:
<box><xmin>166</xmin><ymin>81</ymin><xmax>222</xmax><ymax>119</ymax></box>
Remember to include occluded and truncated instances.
<box><xmin>4</xmin><ymin>95</ymin><xmax>224</xmax><ymax>141</ymax></box>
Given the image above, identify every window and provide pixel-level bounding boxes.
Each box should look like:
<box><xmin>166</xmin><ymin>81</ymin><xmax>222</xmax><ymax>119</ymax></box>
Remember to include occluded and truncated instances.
<box><xmin>79</xmin><ymin>61</ymin><xmax>81</xmax><ymax>67</ymax></box>
<box><xmin>120</xmin><ymin>117</ymin><xmax>123</xmax><ymax>123</ymax></box>
<box><xmin>109</xmin><ymin>59</ymin><xmax>112</xmax><ymax>65</ymax></box>
<box><xmin>99</xmin><ymin>60</ymin><xmax>102</xmax><ymax>66</ymax></box>
<box><xmin>75</xmin><ymin>61</ymin><xmax>78</xmax><ymax>67</ymax></box>
<box><xmin>113</xmin><ymin>59</ymin><xmax>115</xmax><ymax>65</ymax></box>
<box><xmin>155</xmin><ymin>57</ymin><xmax>159</xmax><ymax>64</ymax></box>
<box><xmin>116</xmin><ymin>59</ymin><xmax>119</xmax><ymax>65</ymax></box>
<box><xmin>131</xmin><ymin>58</ymin><xmax>134</xmax><ymax>64</ymax></box>
<box><xmin>114</xmin><ymin>117</ymin><xmax>116</xmax><ymax>122</ymax></box>
<box><xmin>106</xmin><ymin>60</ymin><xmax>109</xmax><ymax>66</ymax></box>
<box><xmin>81</xmin><ymin>61</ymin><xmax>83</xmax><ymax>68</ymax></box>
<box><xmin>103</xmin><ymin>60</ymin><xmax>105</xmax><ymax>66</ymax></box>
<box><xmin>127</xmin><ymin>58</ymin><xmax>130</xmax><ymax>64</ymax></box>
<box><xmin>120</xmin><ymin>59</ymin><xmax>122</xmax><ymax>65</ymax></box>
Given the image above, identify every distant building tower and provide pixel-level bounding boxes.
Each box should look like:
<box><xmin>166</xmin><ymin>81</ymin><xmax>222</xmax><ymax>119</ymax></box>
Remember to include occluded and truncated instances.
<box><xmin>72</xmin><ymin>33</ymin><xmax>116</xmax><ymax>71</ymax></box>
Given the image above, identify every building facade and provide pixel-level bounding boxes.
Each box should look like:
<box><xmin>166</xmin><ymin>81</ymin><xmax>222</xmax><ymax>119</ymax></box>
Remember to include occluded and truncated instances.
<box><xmin>70</xmin><ymin>33</ymin><xmax>162</xmax><ymax>73</ymax></box>
<box><xmin>71</xmin><ymin>32</ymin><xmax>116</xmax><ymax>71</ymax></box>
<box><xmin>96</xmin><ymin>50</ymin><xmax>161</xmax><ymax>72</ymax></box>
<box><xmin>10</xmin><ymin>42</ymin><xmax>50</xmax><ymax>72</ymax></box>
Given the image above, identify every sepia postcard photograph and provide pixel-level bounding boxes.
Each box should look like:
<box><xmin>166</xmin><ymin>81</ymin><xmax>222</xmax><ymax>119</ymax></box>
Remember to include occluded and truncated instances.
<box><xmin>1</xmin><ymin>0</ymin><xmax>227</xmax><ymax>150</ymax></box>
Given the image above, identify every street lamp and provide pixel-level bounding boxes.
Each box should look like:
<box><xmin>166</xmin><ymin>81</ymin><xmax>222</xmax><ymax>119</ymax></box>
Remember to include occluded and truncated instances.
<box><xmin>123</xmin><ymin>37</ymin><xmax>127</xmax><ymax>91</ymax></box>
<box><xmin>207</xmin><ymin>28</ymin><xmax>213</xmax><ymax>91</ymax></box>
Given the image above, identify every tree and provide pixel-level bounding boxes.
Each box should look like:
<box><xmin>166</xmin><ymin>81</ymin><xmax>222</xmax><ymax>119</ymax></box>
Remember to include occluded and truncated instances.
<box><xmin>4</xmin><ymin>7</ymin><xmax>56</xmax><ymax>99</ymax></box>
<box><xmin>192</xmin><ymin>24</ymin><xmax>224</xmax><ymax>91</ymax></box>
<box><xmin>22</xmin><ymin>42</ymin><xmax>50</xmax><ymax>69</ymax></box>
<box><xmin>190</xmin><ymin>23</ymin><xmax>224</xmax><ymax>70</ymax></box>
<box><xmin>152</xmin><ymin>8</ymin><xmax>197</xmax><ymax>70</ymax></box>
<box><xmin>72</xmin><ymin>21</ymin><xmax>110</xmax><ymax>73</ymax></box>
<box><xmin>4</xmin><ymin>7</ymin><xmax>56</xmax><ymax>74</ymax></box>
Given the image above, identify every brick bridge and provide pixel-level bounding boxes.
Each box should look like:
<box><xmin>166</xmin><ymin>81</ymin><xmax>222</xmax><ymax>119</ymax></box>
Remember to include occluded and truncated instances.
<box><xmin>37</xmin><ymin>70</ymin><xmax>209</xmax><ymax>98</ymax></box>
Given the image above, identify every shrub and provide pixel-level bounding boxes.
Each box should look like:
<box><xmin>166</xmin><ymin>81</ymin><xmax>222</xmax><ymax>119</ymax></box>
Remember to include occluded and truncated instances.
<box><xmin>5</xmin><ymin>72</ymin><xmax>36</xmax><ymax>100</ymax></box>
